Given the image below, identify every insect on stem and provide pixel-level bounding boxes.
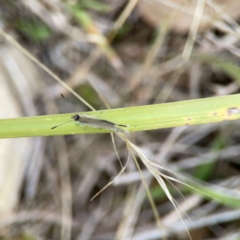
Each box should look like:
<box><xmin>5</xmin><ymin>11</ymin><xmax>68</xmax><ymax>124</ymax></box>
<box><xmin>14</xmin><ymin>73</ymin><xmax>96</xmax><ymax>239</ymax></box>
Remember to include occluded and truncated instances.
<box><xmin>51</xmin><ymin>94</ymin><xmax>129</xmax><ymax>133</ymax></box>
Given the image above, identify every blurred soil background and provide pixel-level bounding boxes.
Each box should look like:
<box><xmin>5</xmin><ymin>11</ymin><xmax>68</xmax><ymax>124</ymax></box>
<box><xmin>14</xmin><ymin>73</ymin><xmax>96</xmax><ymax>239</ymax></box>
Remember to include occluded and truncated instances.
<box><xmin>1</xmin><ymin>0</ymin><xmax>240</xmax><ymax>239</ymax></box>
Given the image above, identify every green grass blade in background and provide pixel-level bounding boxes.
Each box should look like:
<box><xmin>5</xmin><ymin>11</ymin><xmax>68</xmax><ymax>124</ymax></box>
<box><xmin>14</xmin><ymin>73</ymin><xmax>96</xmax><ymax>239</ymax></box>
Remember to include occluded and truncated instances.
<box><xmin>179</xmin><ymin>177</ymin><xmax>240</xmax><ymax>208</ymax></box>
<box><xmin>0</xmin><ymin>94</ymin><xmax>240</xmax><ymax>138</ymax></box>
<box><xmin>195</xmin><ymin>54</ymin><xmax>240</xmax><ymax>84</ymax></box>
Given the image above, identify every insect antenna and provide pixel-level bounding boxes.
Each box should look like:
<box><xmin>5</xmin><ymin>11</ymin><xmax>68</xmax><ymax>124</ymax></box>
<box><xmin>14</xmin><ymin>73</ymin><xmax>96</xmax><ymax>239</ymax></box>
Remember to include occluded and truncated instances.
<box><xmin>51</xmin><ymin>119</ymin><xmax>74</xmax><ymax>129</ymax></box>
<box><xmin>51</xmin><ymin>94</ymin><xmax>79</xmax><ymax>129</ymax></box>
<box><xmin>61</xmin><ymin>93</ymin><xmax>77</xmax><ymax>113</ymax></box>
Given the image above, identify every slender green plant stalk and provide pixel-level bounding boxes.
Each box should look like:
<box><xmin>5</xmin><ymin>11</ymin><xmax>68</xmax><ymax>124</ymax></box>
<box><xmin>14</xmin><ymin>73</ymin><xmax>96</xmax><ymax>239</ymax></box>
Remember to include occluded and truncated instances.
<box><xmin>1</xmin><ymin>94</ymin><xmax>240</xmax><ymax>138</ymax></box>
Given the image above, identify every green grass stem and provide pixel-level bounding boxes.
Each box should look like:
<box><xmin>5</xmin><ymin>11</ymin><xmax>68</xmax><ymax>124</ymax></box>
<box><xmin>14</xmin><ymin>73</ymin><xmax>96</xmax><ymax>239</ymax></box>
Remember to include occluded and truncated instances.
<box><xmin>1</xmin><ymin>94</ymin><xmax>240</xmax><ymax>138</ymax></box>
